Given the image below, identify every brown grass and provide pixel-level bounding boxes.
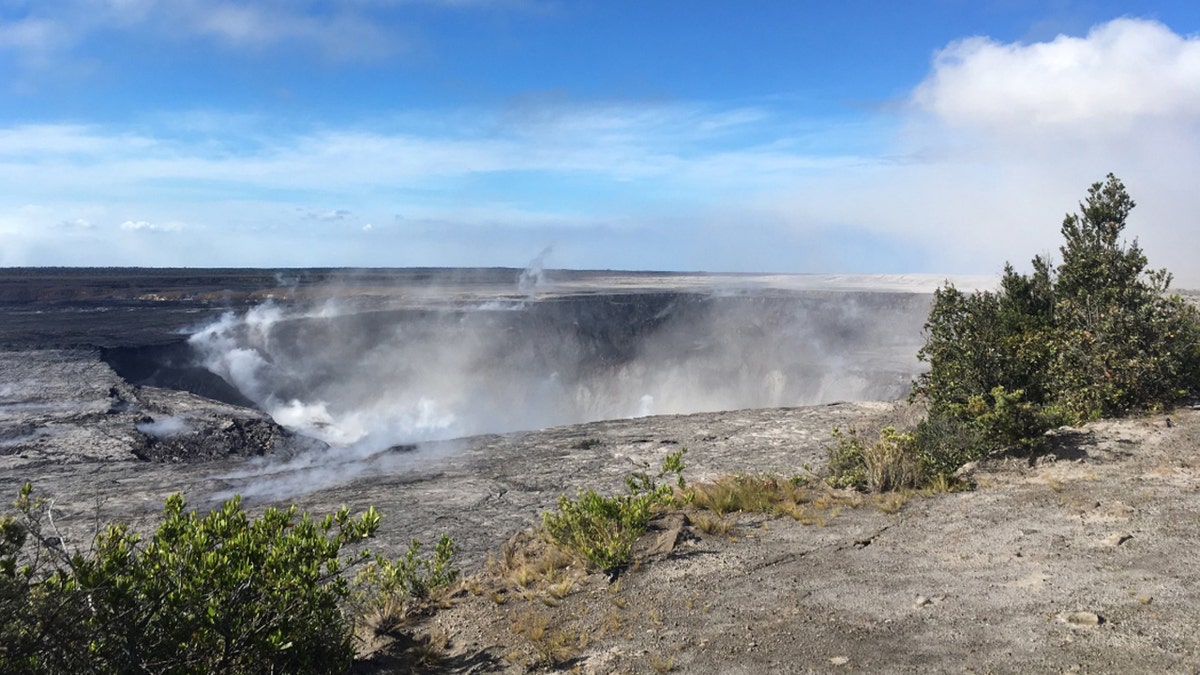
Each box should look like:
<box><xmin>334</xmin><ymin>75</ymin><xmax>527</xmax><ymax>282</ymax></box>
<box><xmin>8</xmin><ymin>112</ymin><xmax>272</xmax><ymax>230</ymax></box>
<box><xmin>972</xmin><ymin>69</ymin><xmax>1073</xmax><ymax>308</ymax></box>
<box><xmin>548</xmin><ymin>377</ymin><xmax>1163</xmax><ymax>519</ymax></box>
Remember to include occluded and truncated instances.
<box><xmin>873</xmin><ymin>491</ymin><xmax>910</xmax><ymax>514</ymax></box>
<box><xmin>509</xmin><ymin>610</ymin><xmax>578</xmax><ymax>667</ymax></box>
<box><xmin>686</xmin><ymin>474</ymin><xmax>793</xmax><ymax>515</ymax></box>
<box><xmin>360</xmin><ymin>596</ymin><xmax>410</xmax><ymax>639</ymax></box>
<box><xmin>650</xmin><ymin>652</ymin><xmax>676</xmax><ymax>673</ymax></box>
<box><xmin>407</xmin><ymin>629</ymin><xmax>448</xmax><ymax>669</ymax></box>
<box><xmin>547</xmin><ymin>577</ymin><xmax>576</xmax><ymax>599</ymax></box>
<box><xmin>687</xmin><ymin>511</ymin><xmax>734</xmax><ymax>535</ymax></box>
<box><xmin>683</xmin><ymin>474</ymin><xmax>870</xmax><ymax>534</ymax></box>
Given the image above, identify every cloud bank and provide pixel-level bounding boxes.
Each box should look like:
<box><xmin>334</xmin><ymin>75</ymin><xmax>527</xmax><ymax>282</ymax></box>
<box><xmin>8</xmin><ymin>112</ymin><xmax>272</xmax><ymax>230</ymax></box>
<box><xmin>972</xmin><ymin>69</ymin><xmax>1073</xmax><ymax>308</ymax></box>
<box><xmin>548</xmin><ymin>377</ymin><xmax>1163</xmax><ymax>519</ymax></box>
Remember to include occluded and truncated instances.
<box><xmin>913</xmin><ymin>19</ymin><xmax>1200</xmax><ymax>134</ymax></box>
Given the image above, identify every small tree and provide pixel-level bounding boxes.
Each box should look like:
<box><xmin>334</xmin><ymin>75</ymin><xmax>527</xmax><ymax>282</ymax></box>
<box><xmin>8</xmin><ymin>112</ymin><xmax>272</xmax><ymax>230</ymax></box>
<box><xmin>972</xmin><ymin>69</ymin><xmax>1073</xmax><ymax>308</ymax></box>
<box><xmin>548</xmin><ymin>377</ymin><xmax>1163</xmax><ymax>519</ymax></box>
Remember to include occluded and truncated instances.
<box><xmin>913</xmin><ymin>174</ymin><xmax>1200</xmax><ymax>468</ymax></box>
<box><xmin>1048</xmin><ymin>177</ymin><xmax>1199</xmax><ymax>418</ymax></box>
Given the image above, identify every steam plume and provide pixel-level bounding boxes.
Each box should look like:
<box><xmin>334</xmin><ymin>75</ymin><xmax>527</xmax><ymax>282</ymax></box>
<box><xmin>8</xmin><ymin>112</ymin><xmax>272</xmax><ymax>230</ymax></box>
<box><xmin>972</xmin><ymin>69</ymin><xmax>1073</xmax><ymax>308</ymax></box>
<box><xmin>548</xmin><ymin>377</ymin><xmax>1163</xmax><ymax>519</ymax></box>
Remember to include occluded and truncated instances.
<box><xmin>188</xmin><ymin>271</ymin><xmax>938</xmax><ymax>497</ymax></box>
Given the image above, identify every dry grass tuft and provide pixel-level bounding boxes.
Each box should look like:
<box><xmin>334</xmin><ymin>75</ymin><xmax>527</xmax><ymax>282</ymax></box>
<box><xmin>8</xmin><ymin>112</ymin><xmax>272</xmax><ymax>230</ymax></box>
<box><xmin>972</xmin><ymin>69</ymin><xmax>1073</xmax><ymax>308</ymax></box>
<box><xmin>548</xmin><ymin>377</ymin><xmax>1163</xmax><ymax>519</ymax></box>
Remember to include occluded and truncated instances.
<box><xmin>598</xmin><ymin>609</ymin><xmax>623</xmax><ymax>637</ymax></box>
<box><xmin>479</xmin><ymin>529</ymin><xmax>594</xmax><ymax>614</ymax></box>
<box><xmin>547</xmin><ymin>577</ymin><xmax>576</xmax><ymax>599</ymax></box>
<box><xmin>509</xmin><ymin>610</ymin><xmax>578</xmax><ymax>668</ymax></box>
<box><xmin>650</xmin><ymin>652</ymin><xmax>676</xmax><ymax>673</ymax></box>
<box><xmin>681</xmin><ymin>474</ymin><xmax>872</xmax><ymax>532</ymax></box>
<box><xmin>360</xmin><ymin>596</ymin><xmax>410</xmax><ymax>639</ymax></box>
<box><xmin>688</xmin><ymin>474</ymin><xmax>788</xmax><ymax>515</ymax></box>
<box><xmin>507</xmin><ymin>564</ymin><xmax>539</xmax><ymax>589</ymax></box>
<box><xmin>406</xmin><ymin>629</ymin><xmax>449</xmax><ymax>669</ymax></box>
<box><xmin>1045</xmin><ymin>475</ymin><xmax>1064</xmax><ymax>493</ymax></box>
<box><xmin>873</xmin><ymin>491</ymin><xmax>910</xmax><ymax>514</ymax></box>
<box><xmin>687</xmin><ymin>511</ymin><xmax>734</xmax><ymax>535</ymax></box>
<box><xmin>919</xmin><ymin>472</ymin><xmax>965</xmax><ymax>496</ymax></box>
<box><xmin>536</xmin><ymin>543</ymin><xmax>576</xmax><ymax>575</ymax></box>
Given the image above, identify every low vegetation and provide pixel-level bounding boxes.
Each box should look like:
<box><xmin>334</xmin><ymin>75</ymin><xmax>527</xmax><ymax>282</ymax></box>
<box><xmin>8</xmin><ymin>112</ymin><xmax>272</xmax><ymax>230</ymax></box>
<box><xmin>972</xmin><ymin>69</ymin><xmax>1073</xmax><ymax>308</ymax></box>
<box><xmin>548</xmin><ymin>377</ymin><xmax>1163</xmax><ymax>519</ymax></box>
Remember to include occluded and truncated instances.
<box><xmin>0</xmin><ymin>484</ymin><xmax>458</xmax><ymax>674</ymax></box>
<box><xmin>485</xmin><ymin>450</ymin><xmax>886</xmax><ymax>668</ymax></box>
<box><xmin>825</xmin><ymin>426</ymin><xmax>925</xmax><ymax>492</ymax></box>
<box><xmin>541</xmin><ymin>449</ymin><xmax>685</xmax><ymax>573</ymax></box>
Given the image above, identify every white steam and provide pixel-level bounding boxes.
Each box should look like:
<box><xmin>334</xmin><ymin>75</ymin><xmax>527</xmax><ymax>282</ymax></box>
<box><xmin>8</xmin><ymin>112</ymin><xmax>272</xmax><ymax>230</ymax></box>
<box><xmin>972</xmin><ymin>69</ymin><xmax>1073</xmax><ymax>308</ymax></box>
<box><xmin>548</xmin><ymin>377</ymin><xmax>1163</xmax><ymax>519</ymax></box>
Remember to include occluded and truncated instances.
<box><xmin>181</xmin><ymin>271</ymin><xmax>941</xmax><ymax>500</ymax></box>
<box><xmin>637</xmin><ymin>394</ymin><xmax>655</xmax><ymax>417</ymax></box>
<box><xmin>188</xmin><ymin>280</ymin><xmax>929</xmax><ymax>464</ymax></box>
<box><xmin>188</xmin><ymin>300</ymin><xmax>475</xmax><ymax>452</ymax></box>
<box><xmin>136</xmin><ymin>416</ymin><xmax>191</xmax><ymax>439</ymax></box>
<box><xmin>518</xmin><ymin>245</ymin><xmax>554</xmax><ymax>297</ymax></box>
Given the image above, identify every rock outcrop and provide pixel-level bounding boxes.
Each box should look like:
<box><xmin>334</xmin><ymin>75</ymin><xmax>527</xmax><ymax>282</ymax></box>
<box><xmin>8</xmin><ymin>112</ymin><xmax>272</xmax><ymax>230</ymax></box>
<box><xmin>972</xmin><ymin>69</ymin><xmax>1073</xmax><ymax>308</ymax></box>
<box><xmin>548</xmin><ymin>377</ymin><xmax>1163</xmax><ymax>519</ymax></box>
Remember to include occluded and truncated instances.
<box><xmin>0</xmin><ymin>350</ymin><xmax>320</xmax><ymax>467</ymax></box>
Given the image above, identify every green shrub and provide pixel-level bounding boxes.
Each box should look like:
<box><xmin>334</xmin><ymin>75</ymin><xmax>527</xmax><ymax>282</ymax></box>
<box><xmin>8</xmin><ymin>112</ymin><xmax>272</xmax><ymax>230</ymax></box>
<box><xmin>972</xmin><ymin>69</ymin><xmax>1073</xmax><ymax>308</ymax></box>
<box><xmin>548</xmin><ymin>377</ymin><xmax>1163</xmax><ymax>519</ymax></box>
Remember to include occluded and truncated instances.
<box><xmin>0</xmin><ymin>483</ymin><xmax>456</xmax><ymax>674</ymax></box>
<box><xmin>542</xmin><ymin>450</ymin><xmax>685</xmax><ymax>573</ymax></box>
<box><xmin>913</xmin><ymin>174</ymin><xmax>1200</xmax><ymax>464</ymax></box>
<box><xmin>2</xmin><ymin>484</ymin><xmax>104</xmax><ymax>674</ymax></box>
<box><xmin>352</xmin><ymin>534</ymin><xmax>459</xmax><ymax>612</ymax></box>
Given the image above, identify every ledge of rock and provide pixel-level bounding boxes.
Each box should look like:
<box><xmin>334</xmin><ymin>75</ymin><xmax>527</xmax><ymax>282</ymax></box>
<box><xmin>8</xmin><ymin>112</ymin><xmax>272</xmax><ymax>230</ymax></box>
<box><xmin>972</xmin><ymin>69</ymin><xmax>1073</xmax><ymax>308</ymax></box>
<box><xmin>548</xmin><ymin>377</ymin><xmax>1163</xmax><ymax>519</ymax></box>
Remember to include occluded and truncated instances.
<box><xmin>0</xmin><ymin>350</ymin><xmax>322</xmax><ymax>468</ymax></box>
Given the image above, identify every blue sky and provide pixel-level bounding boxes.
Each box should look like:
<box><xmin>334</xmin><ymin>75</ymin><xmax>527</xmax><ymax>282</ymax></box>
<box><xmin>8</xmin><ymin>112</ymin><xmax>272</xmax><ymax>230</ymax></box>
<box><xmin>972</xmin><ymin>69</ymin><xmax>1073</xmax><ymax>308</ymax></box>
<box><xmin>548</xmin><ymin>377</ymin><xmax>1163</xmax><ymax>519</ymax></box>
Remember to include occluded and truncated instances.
<box><xmin>2</xmin><ymin>1</ymin><xmax>1200</xmax><ymax>285</ymax></box>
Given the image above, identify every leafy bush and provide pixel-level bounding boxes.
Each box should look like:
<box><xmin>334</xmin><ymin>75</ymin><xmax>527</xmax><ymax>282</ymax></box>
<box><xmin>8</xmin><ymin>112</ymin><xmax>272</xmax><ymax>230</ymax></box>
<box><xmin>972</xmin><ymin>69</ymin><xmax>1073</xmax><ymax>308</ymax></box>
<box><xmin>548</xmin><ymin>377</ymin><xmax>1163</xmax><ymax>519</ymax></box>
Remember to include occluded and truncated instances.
<box><xmin>0</xmin><ymin>483</ymin><xmax>456</xmax><ymax>674</ymax></box>
<box><xmin>542</xmin><ymin>450</ymin><xmax>685</xmax><ymax>573</ymax></box>
<box><xmin>912</xmin><ymin>174</ymin><xmax>1200</xmax><ymax>466</ymax></box>
<box><xmin>352</xmin><ymin>534</ymin><xmax>458</xmax><ymax>616</ymax></box>
<box><xmin>913</xmin><ymin>386</ymin><xmax>1061</xmax><ymax>476</ymax></box>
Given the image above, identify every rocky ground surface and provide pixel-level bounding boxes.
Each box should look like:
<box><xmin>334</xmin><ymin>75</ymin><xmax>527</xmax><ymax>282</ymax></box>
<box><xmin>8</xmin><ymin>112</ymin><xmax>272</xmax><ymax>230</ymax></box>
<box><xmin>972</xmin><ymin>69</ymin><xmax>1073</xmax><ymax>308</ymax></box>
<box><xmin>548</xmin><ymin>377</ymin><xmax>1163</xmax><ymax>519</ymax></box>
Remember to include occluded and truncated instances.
<box><xmin>379</xmin><ymin>403</ymin><xmax>1200</xmax><ymax>674</ymax></box>
<box><xmin>3</xmin><ymin>348</ymin><xmax>1200</xmax><ymax>673</ymax></box>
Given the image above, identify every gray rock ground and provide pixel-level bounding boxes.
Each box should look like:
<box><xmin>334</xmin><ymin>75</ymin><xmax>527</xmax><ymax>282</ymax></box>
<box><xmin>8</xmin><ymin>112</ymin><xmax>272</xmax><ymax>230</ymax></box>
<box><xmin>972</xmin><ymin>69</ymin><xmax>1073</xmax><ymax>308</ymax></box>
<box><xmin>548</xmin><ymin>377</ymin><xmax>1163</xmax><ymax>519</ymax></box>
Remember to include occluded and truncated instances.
<box><xmin>0</xmin><ymin>348</ymin><xmax>904</xmax><ymax>567</ymax></box>
<box><xmin>4</xmin><ymin>348</ymin><xmax>1200</xmax><ymax>673</ymax></box>
<box><xmin>414</xmin><ymin>406</ymin><xmax>1200</xmax><ymax>675</ymax></box>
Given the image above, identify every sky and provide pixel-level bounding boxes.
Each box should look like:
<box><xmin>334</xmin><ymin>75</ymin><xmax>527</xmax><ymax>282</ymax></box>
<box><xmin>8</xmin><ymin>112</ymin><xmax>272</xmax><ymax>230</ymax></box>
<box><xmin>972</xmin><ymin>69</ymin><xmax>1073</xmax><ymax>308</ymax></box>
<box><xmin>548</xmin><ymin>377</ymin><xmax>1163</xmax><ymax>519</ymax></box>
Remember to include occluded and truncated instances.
<box><xmin>1</xmin><ymin>1</ymin><xmax>1199</xmax><ymax>285</ymax></box>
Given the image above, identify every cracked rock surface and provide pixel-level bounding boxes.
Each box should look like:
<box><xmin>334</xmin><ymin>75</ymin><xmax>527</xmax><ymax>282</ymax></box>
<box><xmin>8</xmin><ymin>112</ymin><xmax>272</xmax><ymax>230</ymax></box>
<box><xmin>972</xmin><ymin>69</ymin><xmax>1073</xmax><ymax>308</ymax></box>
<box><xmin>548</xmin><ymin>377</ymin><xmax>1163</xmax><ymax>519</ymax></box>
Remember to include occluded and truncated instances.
<box><xmin>0</xmin><ymin>350</ymin><xmax>321</xmax><ymax>469</ymax></box>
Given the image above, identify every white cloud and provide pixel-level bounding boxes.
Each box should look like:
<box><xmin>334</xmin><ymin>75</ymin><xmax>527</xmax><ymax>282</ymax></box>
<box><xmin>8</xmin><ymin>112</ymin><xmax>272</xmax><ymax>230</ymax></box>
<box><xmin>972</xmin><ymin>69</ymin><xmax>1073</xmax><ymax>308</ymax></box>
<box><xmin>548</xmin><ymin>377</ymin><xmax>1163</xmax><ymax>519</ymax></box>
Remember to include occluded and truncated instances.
<box><xmin>120</xmin><ymin>219</ymin><xmax>183</xmax><ymax>232</ymax></box>
<box><xmin>800</xmin><ymin>17</ymin><xmax>1200</xmax><ymax>285</ymax></box>
<box><xmin>0</xmin><ymin>102</ymin><xmax>795</xmax><ymax>202</ymax></box>
<box><xmin>194</xmin><ymin>4</ymin><xmax>277</xmax><ymax>44</ymax></box>
<box><xmin>912</xmin><ymin>18</ymin><xmax>1200</xmax><ymax>134</ymax></box>
<box><xmin>186</xmin><ymin>2</ymin><xmax>398</xmax><ymax>61</ymax></box>
<box><xmin>0</xmin><ymin>124</ymin><xmax>157</xmax><ymax>156</ymax></box>
<box><xmin>0</xmin><ymin>0</ymin><xmax>453</xmax><ymax>70</ymax></box>
<box><xmin>304</xmin><ymin>208</ymin><xmax>351</xmax><ymax>221</ymax></box>
<box><xmin>0</xmin><ymin>17</ymin><xmax>61</xmax><ymax>52</ymax></box>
